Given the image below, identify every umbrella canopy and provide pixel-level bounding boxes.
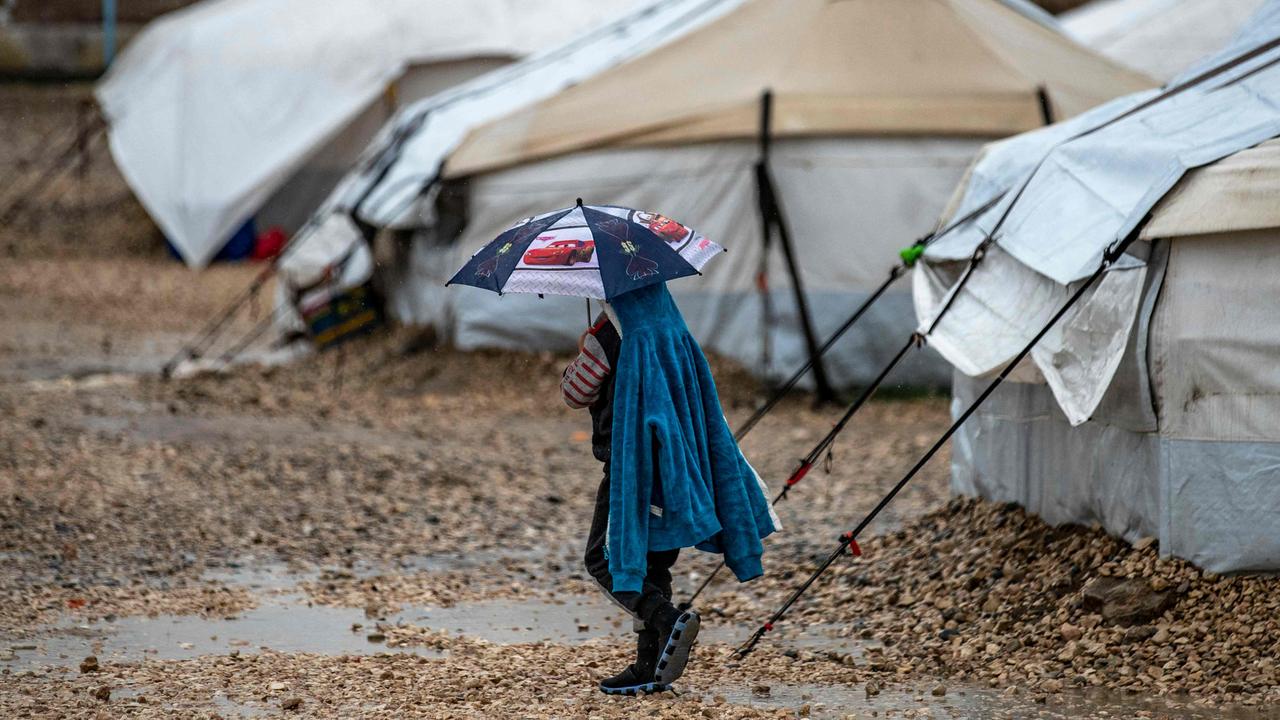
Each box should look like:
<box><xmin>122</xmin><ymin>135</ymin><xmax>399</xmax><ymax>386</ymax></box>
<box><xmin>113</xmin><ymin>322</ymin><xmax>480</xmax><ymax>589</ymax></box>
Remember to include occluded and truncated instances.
<box><xmin>448</xmin><ymin>203</ymin><xmax>723</xmax><ymax>300</ymax></box>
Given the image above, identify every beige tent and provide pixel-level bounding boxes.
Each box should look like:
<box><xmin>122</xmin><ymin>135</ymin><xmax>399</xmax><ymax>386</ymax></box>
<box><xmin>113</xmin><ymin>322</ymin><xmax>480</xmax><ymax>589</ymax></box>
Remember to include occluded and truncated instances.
<box><xmin>447</xmin><ymin>0</ymin><xmax>1152</xmax><ymax>177</ymax></box>
<box><xmin>369</xmin><ymin>0</ymin><xmax>1151</xmax><ymax>389</ymax></box>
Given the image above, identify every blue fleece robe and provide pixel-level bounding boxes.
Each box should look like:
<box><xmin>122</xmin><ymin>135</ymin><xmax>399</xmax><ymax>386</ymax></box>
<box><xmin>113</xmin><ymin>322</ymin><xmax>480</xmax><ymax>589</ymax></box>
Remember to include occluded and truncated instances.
<box><xmin>607</xmin><ymin>283</ymin><xmax>778</xmax><ymax>593</ymax></box>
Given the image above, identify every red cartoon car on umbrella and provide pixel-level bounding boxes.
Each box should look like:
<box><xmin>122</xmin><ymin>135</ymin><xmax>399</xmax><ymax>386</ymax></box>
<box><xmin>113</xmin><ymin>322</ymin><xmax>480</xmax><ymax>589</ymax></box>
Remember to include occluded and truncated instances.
<box><xmin>523</xmin><ymin>238</ymin><xmax>595</xmax><ymax>266</ymax></box>
<box><xmin>639</xmin><ymin>212</ymin><xmax>689</xmax><ymax>243</ymax></box>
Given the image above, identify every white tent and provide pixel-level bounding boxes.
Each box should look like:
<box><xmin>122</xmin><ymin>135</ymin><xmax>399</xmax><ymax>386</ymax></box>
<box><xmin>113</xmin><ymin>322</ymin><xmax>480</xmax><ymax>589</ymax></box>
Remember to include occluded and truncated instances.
<box><xmin>337</xmin><ymin>0</ymin><xmax>1149</xmax><ymax>388</ymax></box>
<box><xmin>94</xmin><ymin>0</ymin><xmax>643</xmax><ymax>268</ymax></box>
<box><xmin>914</xmin><ymin>0</ymin><xmax>1280</xmax><ymax>571</ymax></box>
<box><xmin>1063</xmin><ymin>0</ymin><xmax>1267</xmax><ymax>81</ymax></box>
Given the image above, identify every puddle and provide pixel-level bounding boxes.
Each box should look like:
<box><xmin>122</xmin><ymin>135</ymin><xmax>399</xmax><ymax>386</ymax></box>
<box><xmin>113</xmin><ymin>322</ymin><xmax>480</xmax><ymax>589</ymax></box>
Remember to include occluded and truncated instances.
<box><xmin>0</xmin><ymin>316</ymin><xmax>307</xmax><ymax>386</ymax></box>
<box><xmin>1</xmin><ymin>560</ymin><xmax>1268</xmax><ymax>719</ymax></box>
<box><xmin>0</xmin><ymin>593</ymin><xmax>631</xmax><ymax>672</ymax></box>
<box><xmin>210</xmin><ymin>690</ymin><xmax>271</xmax><ymax>718</ymax></box>
<box><xmin>5</xmin><ymin>604</ymin><xmax>436</xmax><ymax>671</ymax></box>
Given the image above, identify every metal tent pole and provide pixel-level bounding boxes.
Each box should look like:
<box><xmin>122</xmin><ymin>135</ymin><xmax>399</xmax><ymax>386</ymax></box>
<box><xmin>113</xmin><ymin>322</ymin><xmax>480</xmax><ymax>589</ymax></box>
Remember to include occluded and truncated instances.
<box><xmin>755</xmin><ymin>90</ymin><xmax>836</xmax><ymax>403</ymax></box>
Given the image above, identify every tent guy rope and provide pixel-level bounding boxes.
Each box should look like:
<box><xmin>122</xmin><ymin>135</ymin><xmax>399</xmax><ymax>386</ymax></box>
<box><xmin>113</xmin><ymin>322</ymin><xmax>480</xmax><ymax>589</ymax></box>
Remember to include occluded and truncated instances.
<box><xmin>731</xmin><ymin>220</ymin><xmax>1150</xmax><ymax>660</ymax></box>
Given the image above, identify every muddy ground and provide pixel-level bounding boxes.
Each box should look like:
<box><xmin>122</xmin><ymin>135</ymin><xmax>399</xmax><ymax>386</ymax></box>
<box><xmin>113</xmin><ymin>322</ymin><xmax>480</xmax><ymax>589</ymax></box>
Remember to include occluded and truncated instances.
<box><xmin>2</xmin><ymin>84</ymin><xmax>1277</xmax><ymax>719</ymax></box>
<box><xmin>3</xmin><ymin>251</ymin><xmax>1277</xmax><ymax>719</ymax></box>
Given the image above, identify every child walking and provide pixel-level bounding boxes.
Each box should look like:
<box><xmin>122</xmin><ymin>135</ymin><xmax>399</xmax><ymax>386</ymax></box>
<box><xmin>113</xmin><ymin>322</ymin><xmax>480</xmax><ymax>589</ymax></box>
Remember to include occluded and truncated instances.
<box><xmin>561</xmin><ymin>283</ymin><xmax>779</xmax><ymax>695</ymax></box>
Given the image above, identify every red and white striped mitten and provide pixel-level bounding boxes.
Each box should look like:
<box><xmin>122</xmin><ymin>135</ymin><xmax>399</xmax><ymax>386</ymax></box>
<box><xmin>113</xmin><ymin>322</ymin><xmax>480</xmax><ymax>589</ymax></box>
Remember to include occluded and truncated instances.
<box><xmin>561</xmin><ymin>332</ymin><xmax>611</xmax><ymax>408</ymax></box>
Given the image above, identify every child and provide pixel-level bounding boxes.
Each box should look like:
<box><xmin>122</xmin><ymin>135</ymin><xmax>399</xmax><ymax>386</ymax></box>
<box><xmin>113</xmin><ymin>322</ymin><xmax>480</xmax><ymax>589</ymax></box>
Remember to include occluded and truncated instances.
<box><xmin>562</xmin><ymin>284</ymin><xmax>779</xmax><ymax>695</ymax></box>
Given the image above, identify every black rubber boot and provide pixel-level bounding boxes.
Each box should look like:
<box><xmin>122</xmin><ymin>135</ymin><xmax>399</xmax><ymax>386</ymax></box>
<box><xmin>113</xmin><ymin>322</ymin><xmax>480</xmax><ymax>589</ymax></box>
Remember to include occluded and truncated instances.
<box><xmin>599</xmin><ymin>626</ymin><xmax>666</xmax><ymax>696</ymax></box>
<box><xmin>650</xmin><ymin>603</ymin><xmax>701</xmax><ymax>686</ymax></box>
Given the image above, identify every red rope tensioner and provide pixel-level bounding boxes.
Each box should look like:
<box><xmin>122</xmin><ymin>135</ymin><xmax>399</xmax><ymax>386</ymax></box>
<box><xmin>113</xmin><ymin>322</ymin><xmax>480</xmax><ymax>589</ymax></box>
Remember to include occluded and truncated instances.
<box><xmin>785</xmin><ymin>460</ymin><xmax>813</xmax><ymax>487</ymax></box>
<box><xmin>840</xmin><ymin>531</ymin><xmax>863</xmax><ymax>557</ymax></box>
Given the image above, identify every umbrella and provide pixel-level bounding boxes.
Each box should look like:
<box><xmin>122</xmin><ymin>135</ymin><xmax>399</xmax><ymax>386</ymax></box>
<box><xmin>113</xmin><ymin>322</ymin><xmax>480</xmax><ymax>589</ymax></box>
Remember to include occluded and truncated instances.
<box><xmin>446</xmin><ymin>200</ymin><xmax>724</xmax><ymax>300</ymax></box>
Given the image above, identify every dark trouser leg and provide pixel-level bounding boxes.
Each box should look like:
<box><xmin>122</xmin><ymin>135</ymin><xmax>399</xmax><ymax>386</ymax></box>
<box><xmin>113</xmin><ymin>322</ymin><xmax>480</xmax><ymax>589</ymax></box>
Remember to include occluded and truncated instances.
<box><xmin>584</xmin><ymin>462</ymin><xmax>680</xmax><ymax>628</ymax></box>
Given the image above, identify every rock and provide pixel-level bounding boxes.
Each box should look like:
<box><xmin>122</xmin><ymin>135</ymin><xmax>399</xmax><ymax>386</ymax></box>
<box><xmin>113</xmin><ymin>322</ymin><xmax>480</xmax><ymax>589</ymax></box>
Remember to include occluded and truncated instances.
<box><xmin>1080</xmin><ymin>577</ymin><xmax>1177</xmax><ymax>626</ymax></box>
<box><xmin>92</xmin><ymin>686</ymin><xmax>110</xmax><ymax>702</ymax></box>
<box><xmin>282</xmin><ymin>697</ymin><xmax>303</xmax><ymax>710</ymax></box>
<box><xmin>751</xmin><ymin>684</ymin><xmax>771</xmax><ymax>698</ymax></box>
<box><xmin>865</xmin><ymin>681</ymin><xmax>881</xmax><ymax>698</ymax></box>
<box><xmin>366</xmin><ymin>632</ymin><xmax>386</xmax><ymax>643</ymax></box>
<box><xmin>931</xmin><ymin>684</ymin><xmax>947</xmax><ymax>696</ymax></box>
<box><xmin>79</xmin><ymin>656</ymin><xmax>99</xmax><ymax>673</ymax></box>
<box><xmin>269</xmin><ymin>681</ymin><xmax>287</xmax><ymax>691</ymax></box>
<box><xmin>1151</xmin><ymin>628</ymin><xmax>1171</xmax><ymax>644</ymax></box>
<box><xmin>1123</xmin><ymin>626</ymin><xmax>1157</xmax><ymax>643</ymax></box>
<box><xmin>1060</xmin><ymin>623</ymin><xmax>1082</xmax><ymax>641</ymax></box>
<box><xmin>1132</xmin><ymin>537</ymin><xmax>1156</xmax><ymax>551</ymax></box>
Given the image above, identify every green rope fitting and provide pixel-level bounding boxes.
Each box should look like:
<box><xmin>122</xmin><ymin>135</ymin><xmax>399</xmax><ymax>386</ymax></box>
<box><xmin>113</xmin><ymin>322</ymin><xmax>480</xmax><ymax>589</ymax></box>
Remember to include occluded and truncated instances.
<box><xmin>899</xmin><ymin>243</ymin><xmax>926</xmax><ymax>267</ymax></box>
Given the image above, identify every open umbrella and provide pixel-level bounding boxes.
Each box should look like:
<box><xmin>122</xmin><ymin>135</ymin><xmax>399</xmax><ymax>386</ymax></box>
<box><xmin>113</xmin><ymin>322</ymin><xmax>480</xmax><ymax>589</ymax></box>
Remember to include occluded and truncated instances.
<box><xmin>446</xmin><ymin>200</ymin><xmax>724</xmax><ymax>300</ymax></box>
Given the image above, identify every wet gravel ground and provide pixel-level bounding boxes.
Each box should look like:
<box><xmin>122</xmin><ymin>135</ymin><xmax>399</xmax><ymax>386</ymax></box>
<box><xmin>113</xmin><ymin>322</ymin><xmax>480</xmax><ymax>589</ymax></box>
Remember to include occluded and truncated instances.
<box><xmin>1</xmin><ymin>255</ymin><xmax>1276</xmax><ymax>717</ymax></box>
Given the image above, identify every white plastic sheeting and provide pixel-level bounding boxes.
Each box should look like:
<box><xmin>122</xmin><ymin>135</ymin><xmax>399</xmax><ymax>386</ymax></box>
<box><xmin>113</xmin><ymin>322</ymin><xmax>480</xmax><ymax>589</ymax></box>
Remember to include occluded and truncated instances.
<box><xmin>95</xmin><ymin>0</ymin><xmax>644</xmax><ymax>268</ymax></box>
<box><xmin>913</xmin><ymin>245</ymin><xmax>1149</xmax><ymax>424</ymax></box>
<box><xmin>385</xmin><ymin>138</ymin><xmax>981</xmax><ymax>387</ymax></box>
<box><xmin>1063</xmin><ymin>0</ymin><xmax>1266</xmax><ymax>81</ymax></box>
<box><xmin>949</xmin><ymin>231</ymin><xmax>1280</xmax><ymax>572</ymax></box>
<box><xmin>918</xmin><ymin>7</ymin><xmax>1280</xmax><ymax>425</ymax></box>
<box><xmin>1150</xmin><ymin>231</ymin><xmax>1280</xmax><ymax>443</ymax></box>
<box><xmin>951</xmin><ymin>375</ymin><xmax>1280</xmax><ymax>573</ymax></box>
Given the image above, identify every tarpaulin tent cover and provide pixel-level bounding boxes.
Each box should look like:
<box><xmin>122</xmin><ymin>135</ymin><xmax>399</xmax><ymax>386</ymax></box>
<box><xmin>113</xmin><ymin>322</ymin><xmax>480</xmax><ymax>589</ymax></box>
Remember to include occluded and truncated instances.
<box><xmin>94</xmin><ymin>0</ymin><xmax>642</xmax><ymax>268</ymax></box>
<box><xmin>917</xmin><ymin>0</ymin><xmax>1280</xmax><ymax>424</ymax></box>
<box><xmin>917</xmin><ymin>0</ymin><xmax>1280</xmax><ymax>570</ymax></box>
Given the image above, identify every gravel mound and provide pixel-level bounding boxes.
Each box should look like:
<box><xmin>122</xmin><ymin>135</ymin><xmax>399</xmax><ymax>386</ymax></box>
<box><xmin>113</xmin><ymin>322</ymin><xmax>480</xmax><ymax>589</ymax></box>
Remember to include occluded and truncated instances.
<box><xmin>736</xmin><ymin>498</ymin><xmax>1279</xmax><ymax>706</ymax></box>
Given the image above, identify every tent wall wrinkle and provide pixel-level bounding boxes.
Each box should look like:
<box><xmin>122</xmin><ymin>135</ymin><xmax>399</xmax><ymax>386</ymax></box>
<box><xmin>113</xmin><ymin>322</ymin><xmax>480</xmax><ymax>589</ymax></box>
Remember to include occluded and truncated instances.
<box><xmin>913</xmin><ymin>244</ymin><xmax>1147</xmax><ymax>424</ymax></box>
